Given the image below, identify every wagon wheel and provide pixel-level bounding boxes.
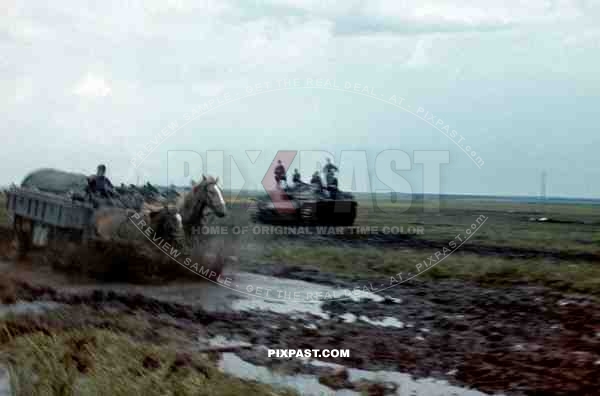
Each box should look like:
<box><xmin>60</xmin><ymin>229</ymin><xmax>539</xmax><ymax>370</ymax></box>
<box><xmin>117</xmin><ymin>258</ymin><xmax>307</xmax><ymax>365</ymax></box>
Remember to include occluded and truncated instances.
<box><xmin>14</xmin><ymin>215</ymin><xmax>32</xmax><ymax>258</ymax></box>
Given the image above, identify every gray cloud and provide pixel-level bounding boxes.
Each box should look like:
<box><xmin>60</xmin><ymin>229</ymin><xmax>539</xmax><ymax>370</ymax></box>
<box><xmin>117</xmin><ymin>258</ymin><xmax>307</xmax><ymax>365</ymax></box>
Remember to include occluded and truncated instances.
<box><xmin>332</xmin><ymin>16</ymin><xmax>515</xmax><ymax>36</ymax></box>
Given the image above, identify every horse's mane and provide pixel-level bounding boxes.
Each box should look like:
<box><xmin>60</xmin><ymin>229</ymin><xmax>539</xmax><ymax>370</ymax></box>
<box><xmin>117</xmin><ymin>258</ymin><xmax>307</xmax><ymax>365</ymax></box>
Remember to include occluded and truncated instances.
<box><xmin>192</xmin><ymin>176</ymin><xmax>218</xmax><ymax>193</ymax></box>
<box><xmin>174</xmin><ymin>176</ymin><xmax>216</xmax><ymax>208</ymax></box>
<box><xmin>177</xmin><ymin>176</ymin><xmax>221</xmax><ymax>224</ymax></box>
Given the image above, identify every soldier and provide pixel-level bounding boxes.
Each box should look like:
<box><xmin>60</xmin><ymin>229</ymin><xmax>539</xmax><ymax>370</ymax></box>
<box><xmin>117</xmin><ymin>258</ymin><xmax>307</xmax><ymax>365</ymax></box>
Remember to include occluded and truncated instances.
<box><xmin>310</xmin><ymin>171</ymin><xmax>323</xmax><ymax>191</ymax></box>
<box><xmin>292</xmin><ymin>168</ymin><xmax>302</xmax><ymax>186</ymax></box>
<box><xmin>274</xmin><ymin>160</ymin><xmax>287</xmax><ymax>189</ymax></box>
<box><xmin>88</xmin><ymin>164</ymin><xmax>114</xmax><ymax>198</ymax></box>
<box><xmin>323</xmin><ymin>158</ymin><xmax>338</xmax><ymax>185</ymax></box>
<box><xmin>323</xmin><ymin>158</ymin><xmax>338</xmax><ymax>198</ymax></box>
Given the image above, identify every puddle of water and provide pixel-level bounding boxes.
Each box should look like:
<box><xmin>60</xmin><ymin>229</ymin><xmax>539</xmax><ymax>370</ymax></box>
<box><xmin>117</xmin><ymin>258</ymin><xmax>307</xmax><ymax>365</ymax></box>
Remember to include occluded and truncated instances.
<box><xmin>204</xmin><ymin>335</ymin><xmax>252</xmax><ymax>349</ymax></box>
<box><xmin>0</xmin><ymin>365</ymin><xmax>10</xmax><ymax>396</ymax></box>
<box><xmin>339</xmin><ymin>313</ymin><xmax>357</xmax><ymax>323</ymax></box>
<box><xmin>222</xmin><ymin>273</ymin><xmax>382</xmax><ymax>319</ymax></box>
<box><xmin>60</xmin><ymin>271</ymin><xmax>392</xmax><ymax>321</ymax></box>
<box><xmin>0</xmin><ymin>301</ymin><xmax>61</xmax><ymax>318</ymax></box>
<box><xmin>219</xmin><ymin>352</ymin><xmax>496</xmax><ymax>396</ymax></box>
<box><xmin>310</xmin><ymin>360</ymin><xmax>345</xmax><ymax>369</ymax></box>
<box><xmin>347</xmin><ymin>290</ymin><xmax>385</xmax><ymax>303</ymax></box>
<box><xmin>358</xmin><ymin>316</ymin><xmax>404</xmax><ymax>329</ymax></box>
<box><xmin>219</xmin><ymin>353</ymin><xmax>356</xmax><ymax>396</ymax></box>
<box><xmin>206</xmin><ymin>335</ymin><xmax>252</xmax><ymax>347</ymax></box>
<box><xmin>309</xmin><ymin>360</ymin><xmax>495</xmax><ymax>395</ymax></box>
<box><xmin>339</xmin><ymin>313</ymin><xmax>405</xmax><ymax>329</ymax></box>
<box><xmin>62</xmin><ymin>272</ymin><xmax>337</xmax><ymax>317</ymax></box>
<box><xmin>227</xmin><ymin>273</ymin><xmax>388</xmax><ymax>320</ymax></box>
<box><xmin>232</xmin><ymin>297</ymin><xmax>331</xmax><ymax>320</ymax></box>
<box><xmin>384</xmin><ymin>296</ymin><xmax>403</xmax><ymax>304</ymax></box>
<box><xmin>344</xmin><ymin>365</ymin><xmax>492</xmax><ymax>396</ymax></box>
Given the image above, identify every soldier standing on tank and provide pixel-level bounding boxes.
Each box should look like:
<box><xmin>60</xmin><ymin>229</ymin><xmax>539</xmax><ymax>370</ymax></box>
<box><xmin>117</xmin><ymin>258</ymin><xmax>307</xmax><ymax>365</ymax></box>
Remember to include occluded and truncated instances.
<box><xmin>274</xmin><ymin>160</ymin><xmax>287</xmax><ymax>189</ymax></box>
<box><xmin>323</xmin><ymin>158</ymin><xmax>338</xmax><ymax>198</ymax></box>
<box><xmin>292</xmin><ymin>168</ymin><xmax>303</xmax><ymax>186</ymax></box>
<box><xmin>310</xmin><ymin>171</ymin><xmax>323</xmax><ymax>192</ymax></box>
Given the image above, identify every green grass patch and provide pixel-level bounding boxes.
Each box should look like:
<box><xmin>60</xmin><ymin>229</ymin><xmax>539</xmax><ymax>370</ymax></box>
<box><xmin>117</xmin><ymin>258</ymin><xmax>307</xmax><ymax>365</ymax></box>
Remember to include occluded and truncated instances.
<box><xmin>351</xmin><ymin>198</ymin><xmax>600</xmax><ymax>254</ymax></box>
<box><xmin>3</xmin><ymin>329</ymin><xmax>296</xmax><ymax>396</ymax></box>
<box><xmin>264</xmin><ymin>245</ymin><xmax>600</xmax><ymax>295</ymax></box>
<box><xmin>225</xmin><ymin>195</ymin><xmax>600</xmax><ymax>254</ymax></box>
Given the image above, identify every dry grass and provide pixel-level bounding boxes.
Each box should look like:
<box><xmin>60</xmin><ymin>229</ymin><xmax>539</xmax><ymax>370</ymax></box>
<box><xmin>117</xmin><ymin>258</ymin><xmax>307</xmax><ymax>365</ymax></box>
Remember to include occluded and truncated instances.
<box><xmin>3</xmin><ymin>329</ymin><xmax>296</xmax><ymax>396</ymax></box>
<box><xmin>0</xmin><ymin>304</ymin><xmax>295</xmax><ymax>396</ymax></box>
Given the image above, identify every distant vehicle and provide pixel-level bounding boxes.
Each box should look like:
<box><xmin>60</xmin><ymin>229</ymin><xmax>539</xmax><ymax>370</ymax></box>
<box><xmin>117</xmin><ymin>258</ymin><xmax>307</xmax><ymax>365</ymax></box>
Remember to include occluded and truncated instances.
<box><xmin>251</xmin><ymin>183</ymin><xmax>357</xmax><ymax>226</ymax></box>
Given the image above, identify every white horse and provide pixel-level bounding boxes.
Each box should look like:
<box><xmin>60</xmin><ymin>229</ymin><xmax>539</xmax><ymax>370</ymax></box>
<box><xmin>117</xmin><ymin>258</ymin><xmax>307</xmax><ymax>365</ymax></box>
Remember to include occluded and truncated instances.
<box><xmin>177</xmin><ymin>175</ymin><xmax>226</xmax><ymax>242</ymax></box>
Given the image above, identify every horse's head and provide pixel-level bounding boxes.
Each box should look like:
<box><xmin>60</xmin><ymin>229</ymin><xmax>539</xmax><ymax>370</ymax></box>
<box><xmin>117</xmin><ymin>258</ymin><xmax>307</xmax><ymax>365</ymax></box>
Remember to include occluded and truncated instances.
<box><xmin>194</xmin><ymin>175</ymin><xmax>226</xmax><ymax>218</ymax></box>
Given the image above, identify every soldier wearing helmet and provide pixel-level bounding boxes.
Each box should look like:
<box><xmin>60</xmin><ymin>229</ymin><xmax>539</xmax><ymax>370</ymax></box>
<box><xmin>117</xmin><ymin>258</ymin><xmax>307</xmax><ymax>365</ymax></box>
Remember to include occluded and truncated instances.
<box><xmin>88</xmin><ymin>164</ymin><xmax>114</xmax><ymax>198</ymax></box>
<box><xmin>274</xmin><ymin>160</ymin><xmax>287</xmax><ymax>189</ymax></box>
<box><xmin>323</xmin><ymin>158</ymin><xmax>339</xmax><ymax>198</ymax></box>
<box><xmin>310</xmin><ymin>171</ymin><xmax>323</xmax><ymax>191</ymax></box>
<box><xmin>292</xmin><ymin>168</ymin><xmax>303</xmax><ymax>186</ymax></box>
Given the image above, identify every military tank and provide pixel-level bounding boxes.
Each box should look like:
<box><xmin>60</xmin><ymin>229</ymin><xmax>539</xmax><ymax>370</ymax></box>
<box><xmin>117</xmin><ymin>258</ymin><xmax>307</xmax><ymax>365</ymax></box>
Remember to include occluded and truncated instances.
<box><xmin>251</xmin><ymin>183</ymin><xmax>357</xmax><ymax>226</ymax></box>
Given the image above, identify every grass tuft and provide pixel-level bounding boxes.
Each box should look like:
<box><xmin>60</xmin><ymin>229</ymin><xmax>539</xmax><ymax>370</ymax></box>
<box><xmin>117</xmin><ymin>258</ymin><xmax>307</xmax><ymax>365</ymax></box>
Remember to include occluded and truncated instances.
<box><xmin>4</xmin><ymin>329</ymin><xmax>296</xmax><ymax>396</ymax></box>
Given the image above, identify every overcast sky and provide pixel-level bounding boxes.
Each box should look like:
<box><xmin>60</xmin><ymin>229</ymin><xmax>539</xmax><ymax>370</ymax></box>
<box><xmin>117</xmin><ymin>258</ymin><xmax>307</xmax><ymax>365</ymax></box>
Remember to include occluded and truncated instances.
<box><xmin>1</xmin><ymin>1</ymin><xmax>599</xmax><ymax>197</ymax></box>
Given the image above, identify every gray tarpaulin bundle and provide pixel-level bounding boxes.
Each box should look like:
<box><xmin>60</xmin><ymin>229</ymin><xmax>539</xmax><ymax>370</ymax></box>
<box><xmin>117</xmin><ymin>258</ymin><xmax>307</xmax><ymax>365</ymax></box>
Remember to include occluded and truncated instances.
<box><xmin>21</xmin><ymin>168</ymin><xmax>89</xmax><ymax>195</ymax></box>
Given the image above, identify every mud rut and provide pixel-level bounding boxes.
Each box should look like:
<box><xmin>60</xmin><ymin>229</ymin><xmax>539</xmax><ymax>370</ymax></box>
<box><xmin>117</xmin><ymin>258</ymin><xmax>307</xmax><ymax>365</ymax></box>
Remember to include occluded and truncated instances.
<box><xmin>0</xmin><ymin>229</ymin><xmax>599</xmax><ymax>396</ymax></box>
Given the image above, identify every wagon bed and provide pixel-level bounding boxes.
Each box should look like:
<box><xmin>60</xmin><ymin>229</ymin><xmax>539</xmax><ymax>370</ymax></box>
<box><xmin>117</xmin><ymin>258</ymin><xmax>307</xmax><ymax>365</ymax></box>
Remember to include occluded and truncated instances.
<box><xmin>5</xmin><ymin>186</ymin><xmax>96</xmax><ymax>254</ymax></box>
<box><xmin>6</xmin><ymin>187</ymin><xmax>94</xmax><ymax>230</ymax></box>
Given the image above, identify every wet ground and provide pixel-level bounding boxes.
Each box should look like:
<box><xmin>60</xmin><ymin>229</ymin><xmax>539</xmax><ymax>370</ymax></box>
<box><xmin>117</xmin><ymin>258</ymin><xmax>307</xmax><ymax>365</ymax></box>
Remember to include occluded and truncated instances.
<box><xmin>1</xmin><ymin>209</ymin><xmax>599</xmax><ymax>396</ymax></box>
<box><xmin>2</xmin><ymin>255</ymin><xmax>599</xmax><ymax>396</ymax></box>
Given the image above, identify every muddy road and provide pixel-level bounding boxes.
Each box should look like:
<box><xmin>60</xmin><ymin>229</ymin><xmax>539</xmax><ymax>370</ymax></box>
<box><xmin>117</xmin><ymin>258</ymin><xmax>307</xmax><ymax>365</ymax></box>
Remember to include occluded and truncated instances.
<box><xmin>2</xmin><ymin>253</ymin><xmax>599</xmax><ymax>396</ymax></box>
